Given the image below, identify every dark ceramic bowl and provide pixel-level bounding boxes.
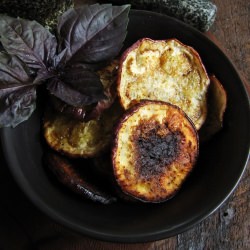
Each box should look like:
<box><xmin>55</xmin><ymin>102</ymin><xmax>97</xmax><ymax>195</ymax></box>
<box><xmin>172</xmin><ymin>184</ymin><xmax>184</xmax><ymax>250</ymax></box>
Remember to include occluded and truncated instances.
<box><xmin>1</xmin><ymin>10</ymin><xmax>250</xmax><ymax>243</ymax></box>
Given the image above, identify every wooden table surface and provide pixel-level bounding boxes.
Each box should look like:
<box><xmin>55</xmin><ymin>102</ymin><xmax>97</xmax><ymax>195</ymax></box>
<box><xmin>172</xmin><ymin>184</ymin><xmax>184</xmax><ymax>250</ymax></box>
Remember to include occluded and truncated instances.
<box><xmin>0</xmin><ymin>0</ymin><xmax>249</xmax><ymax>249</ymax></box>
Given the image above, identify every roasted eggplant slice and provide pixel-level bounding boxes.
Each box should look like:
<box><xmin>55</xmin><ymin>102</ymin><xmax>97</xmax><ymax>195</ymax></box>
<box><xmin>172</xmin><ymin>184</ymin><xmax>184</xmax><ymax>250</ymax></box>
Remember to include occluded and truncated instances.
<box><xmin>112</xmin><ymin>100</ymin><xmax>199</xmax><ymax>203</ymax></box>
<box><xmin>44</xmin><ymin>151</ymin><xmax>117</xmax><ymax>204</ymax></box>
<box><xmin>199</xmin><ymin>75</ymin><xmax>227</xmax><ymax>142</ymax></box>
<box><xmin>117</xmin><ymin>38</ymin><xmax>210</xmax><ymax>129</ymax></box>
<box><xmin>43</xmin><ymin>100</ymin><xmax>123</xmax><ymax>158</ymax></box>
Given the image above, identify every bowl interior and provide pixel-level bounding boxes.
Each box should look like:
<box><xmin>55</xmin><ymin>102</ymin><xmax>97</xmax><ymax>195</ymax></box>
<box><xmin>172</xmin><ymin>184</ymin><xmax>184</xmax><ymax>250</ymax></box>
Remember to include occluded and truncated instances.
<box><xmin>1</xmin><ymin>10</ymin><xmax>250</xmax><ymax>242</ymax></box>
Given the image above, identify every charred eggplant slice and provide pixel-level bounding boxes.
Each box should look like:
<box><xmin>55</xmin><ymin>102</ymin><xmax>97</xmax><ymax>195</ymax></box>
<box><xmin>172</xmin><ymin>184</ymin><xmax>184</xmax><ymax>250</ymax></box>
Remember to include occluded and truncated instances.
<box><xmin>44</xmin><ymin>151</ymin><xmax>117</xmax><ymax>204</ymax></box>
<box><xmin>112</xmin><ymin>100</ymin><xmax>199</xmax><ymax>203</ymax></box>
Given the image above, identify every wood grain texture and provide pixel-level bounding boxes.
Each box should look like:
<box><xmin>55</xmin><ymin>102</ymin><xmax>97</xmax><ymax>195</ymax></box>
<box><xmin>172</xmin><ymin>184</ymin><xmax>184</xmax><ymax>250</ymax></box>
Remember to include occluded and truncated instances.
<box><xmin>174</xmin><ymin>1</ymin><xmax>250</xmax><ymax>249</ymax></box>
<box><xmin>0</xmin><ymin>1</ymin><xmax>249</xmax><ymax>250</ymax></box>
<box><xmin>210</xmin><ymin>0</ymin><xmax>250</xmax><ymax>97</ymax></box>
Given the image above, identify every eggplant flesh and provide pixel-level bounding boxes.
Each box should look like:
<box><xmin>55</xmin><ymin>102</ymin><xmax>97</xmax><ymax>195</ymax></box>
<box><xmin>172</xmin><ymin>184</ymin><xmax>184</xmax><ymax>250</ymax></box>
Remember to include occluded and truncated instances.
<box><xmin>112</xmin><ymin>100</ymin><xmax>199</xmax><ymax>203</ymax></box>
<box><xmin>43</xmin><ymin>99</ymin><xmax>123</xmax><ymax>158</ymax></box>
<box><xmin>117</xmin><ymin>38</ymin><xmax>210</xmax><ymax>129</ymax></box>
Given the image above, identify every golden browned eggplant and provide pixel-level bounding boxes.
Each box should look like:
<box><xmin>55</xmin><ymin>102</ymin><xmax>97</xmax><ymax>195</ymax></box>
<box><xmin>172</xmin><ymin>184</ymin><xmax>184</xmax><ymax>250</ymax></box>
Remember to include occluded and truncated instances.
<box><xmin>112</xmin><ymin>100</ymin><xmax>199</xmax><ymax>203</ymax></box>
<box><xmin>43</xmin><ymin>100</ymin><xmax>124</xmax><ymax>158</ymax></box>
<box><xmin>199</xmin><ymin>75</ymin><xmax>227</xmax><ymax>142</ymax></box>
<box><xmin>44</xmin><ymin>151</ymin><xmax>117</xmax><ymax>204</ymax></box>
<box><xmin>117</xmin><ymin>38</ymin><xmax>210</xmax><ymax>129</ymax></box>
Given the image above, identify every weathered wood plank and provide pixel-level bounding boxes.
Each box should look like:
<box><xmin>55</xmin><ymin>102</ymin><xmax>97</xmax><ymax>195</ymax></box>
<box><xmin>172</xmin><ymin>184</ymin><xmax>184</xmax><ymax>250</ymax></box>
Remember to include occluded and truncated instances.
<box><xmin>173</xmin><ymin>0</ymin><xmax>250</xmax><ymax>249</ymax></box>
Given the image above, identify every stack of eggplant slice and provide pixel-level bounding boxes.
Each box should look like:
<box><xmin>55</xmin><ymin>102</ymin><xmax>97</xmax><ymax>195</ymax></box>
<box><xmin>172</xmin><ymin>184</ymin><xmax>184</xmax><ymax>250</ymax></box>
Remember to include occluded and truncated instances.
<box><xmin>43</xmin><ymin>38</ymin><xmax>227</xmax><ymax>204</ymax></box>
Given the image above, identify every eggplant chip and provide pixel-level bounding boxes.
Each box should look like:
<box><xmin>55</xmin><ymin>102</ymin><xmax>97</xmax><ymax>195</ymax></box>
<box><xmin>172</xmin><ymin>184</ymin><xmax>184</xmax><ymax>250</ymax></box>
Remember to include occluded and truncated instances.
<box><xmin>117</xmin><ymin>38</ymin><xmax>210</xmax><ymax>129</ymax></box>
<box><xmin>112</xmin><ymin>100</ymin><xmax>199</xmax><ymax>203</ymax></box>
<box><xmin>43</xmin><ymin>100</ymin><xmax>123</xmax><ymax>158</ymax></box>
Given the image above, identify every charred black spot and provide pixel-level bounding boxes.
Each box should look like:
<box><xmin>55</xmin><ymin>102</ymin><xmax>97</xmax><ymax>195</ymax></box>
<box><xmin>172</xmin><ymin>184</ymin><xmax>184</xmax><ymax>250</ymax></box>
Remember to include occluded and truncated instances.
<box><xmin>134</xmin><ymin>124</ymin><xmax>183</xmax><ymax>178</ymax></box>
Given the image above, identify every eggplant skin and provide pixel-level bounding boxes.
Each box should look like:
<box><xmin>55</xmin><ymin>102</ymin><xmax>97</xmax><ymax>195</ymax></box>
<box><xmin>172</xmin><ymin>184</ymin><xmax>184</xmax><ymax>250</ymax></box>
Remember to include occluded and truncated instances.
<box><xmin>112</xmin><ymin>100</ymin><xmax>199</xmax><ymax>203</ymax></box>
<box><xmin>44</xmin><ymin>151</ymin><xmax>117</xmax><ymax>204</ymax></box>
<box><xmin>199</xmin><ymin>75</ymin><xmax>227</xmax><ymax>142</ymax></box>
<box><xmin>92</xmin><ymin>154</ymin><xmax>138</xmax><ymax>203</ymax></box>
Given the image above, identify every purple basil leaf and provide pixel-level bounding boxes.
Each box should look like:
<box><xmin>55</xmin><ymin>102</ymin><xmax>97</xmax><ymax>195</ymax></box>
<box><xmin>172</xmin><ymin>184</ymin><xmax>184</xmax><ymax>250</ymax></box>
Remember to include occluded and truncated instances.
<box><xmin>47</xmin><ymin>72</ymin><xmax>105</xmax><ymax>107</ymax></box>
<box><xmin>33</xmin><ymin>68</ymin><xmax>56</xmax><ymax>84</ymax></box>
<box><xmin>52</xmin><ymin>48</ymin><xmax>68</xmax><ymax>69</ymax></box>
<box><xmin>63</xmin><ymin>67</ymin><xmax>105</xmax><ymax>99</ymax></box>
<box><xmin>0</xmin><ymin>52</ymin><xmax>38</xmax><ymax>127</ymax></box>
<box><xmin>47</xmin><ymin>78</ymin><xmax>90</xmax><ymax>107</ymax></box>
<box><xmin>0</xmin><ymin>52</ymin><xmax>34</xmax><ymax>88</ymax></box>
<box><xmin>57</xmin><ymin>4</ymin><xmax>130</xmax><ymax>64</ymax></box>
<box><xmin>0</xmin><ymin>85</ymin><xmax>36</xmax><ymax>128</ymax></box>
<box><xmin>0</xmin><ymin>15</ymin><xmax>57</xmax><ymax>69</ymax></box>
<box><xmin>53</xmin><ymin>48</ymin><xmax>102</xmax><ymax>71</ymax></box>
<box><xmin>54</xmin><ymin>49</ymin><xmax>105</xmax><ymax>72</ymax></box>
